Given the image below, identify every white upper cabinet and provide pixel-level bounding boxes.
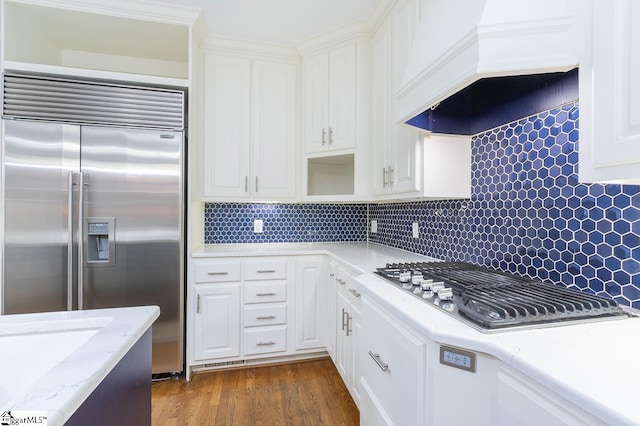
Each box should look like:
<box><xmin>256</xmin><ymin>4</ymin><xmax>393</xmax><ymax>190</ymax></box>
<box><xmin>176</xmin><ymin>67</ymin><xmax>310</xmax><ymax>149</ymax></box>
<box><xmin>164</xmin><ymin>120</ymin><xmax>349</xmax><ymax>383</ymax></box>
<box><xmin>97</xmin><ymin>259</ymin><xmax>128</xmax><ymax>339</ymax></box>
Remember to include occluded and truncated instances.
<box><xmin>372</xmin><ymin>0</ymin><xmax>422</xmax><ymax>197</ymax></box>
<box><xmin>371</xmin><ymin>0</ymin><xmax>470</xmax><ymax>200</ymax></box>
<box><xmin>203</xmin><ymin>54</ymin><xmax>251</xmax><ymax>198</ymax></box>
<box><xmin>303</xmin><ymin>43</ymin><xmax>357</xmax><ymax>154</ymax></box>
<box><xmin>251</xmin><ymin>60</ymin><xmax>297</xmax><ymax>198</ymax></box>
<box><xmin>202</xmin><ymin>50</ymin><xmax>297</xmax><ymax>200</ymax></box>
<box><xmin>579</xmin><ymin>0</ymin><xmax>640</xmax><ymax>184</ymax></box>
<box><xmin>1</xmin><ymin>0</ymin><xmax>198</xmax><ymax>83</ymax></box>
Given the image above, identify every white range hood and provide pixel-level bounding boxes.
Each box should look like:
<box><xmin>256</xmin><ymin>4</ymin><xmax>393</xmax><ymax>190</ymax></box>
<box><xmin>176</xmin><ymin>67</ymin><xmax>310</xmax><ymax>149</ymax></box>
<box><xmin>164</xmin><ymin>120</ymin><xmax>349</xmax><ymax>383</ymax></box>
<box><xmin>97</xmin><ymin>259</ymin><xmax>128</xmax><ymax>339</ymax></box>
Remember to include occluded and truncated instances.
<box><xmin>396</xmin><ymin>0</ymin><xmax>586</xmax><ymax>125</ymax></box>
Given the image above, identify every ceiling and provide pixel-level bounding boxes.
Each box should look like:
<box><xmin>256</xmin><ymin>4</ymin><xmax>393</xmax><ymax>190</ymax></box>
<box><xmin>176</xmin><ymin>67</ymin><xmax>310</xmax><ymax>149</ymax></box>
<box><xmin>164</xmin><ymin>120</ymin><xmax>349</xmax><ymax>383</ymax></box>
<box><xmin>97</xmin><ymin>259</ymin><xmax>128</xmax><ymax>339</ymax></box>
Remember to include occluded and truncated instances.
<box><xmin>156</xmin><ymin>0</ymin><xmax>391</xmax><ymax>45</ymax></box>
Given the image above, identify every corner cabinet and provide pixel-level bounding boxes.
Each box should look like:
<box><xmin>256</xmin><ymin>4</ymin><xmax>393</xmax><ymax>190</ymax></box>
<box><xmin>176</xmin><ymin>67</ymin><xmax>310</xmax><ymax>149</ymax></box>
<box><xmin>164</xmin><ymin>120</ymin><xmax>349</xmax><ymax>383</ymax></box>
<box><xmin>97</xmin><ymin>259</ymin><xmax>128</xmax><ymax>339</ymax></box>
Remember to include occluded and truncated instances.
<box><xmin>303</xmin><ymin>43</ymin><xmax>357</xmax><ymax>154</ymax></box>
<box><xmin>202</xmin><ymin>51</ymin><xmax>297</xmax><ymax>200</ymax></box>
<box><xmin>294</xmin><ymin>257</ymin><xmax>326</xmax><ymax>351</ymax></box>
<box><xmin>333</xmin><ymin>264</ymin><xmax>363</xmax><ymax>407</ymax></box>
<box><xmin>579</xmin><ymin>0</ymin><xmax>640</xmax><ymax>184</ymax></box>
<box><xmin>371</xmin><ymin>0</ymin><xmax>422</xmax><ymax>197</ymax></box>
<box><xmin>370</xmin><ymin>0</ymin><xmax>471</xmax><ymax>200</ymax></box>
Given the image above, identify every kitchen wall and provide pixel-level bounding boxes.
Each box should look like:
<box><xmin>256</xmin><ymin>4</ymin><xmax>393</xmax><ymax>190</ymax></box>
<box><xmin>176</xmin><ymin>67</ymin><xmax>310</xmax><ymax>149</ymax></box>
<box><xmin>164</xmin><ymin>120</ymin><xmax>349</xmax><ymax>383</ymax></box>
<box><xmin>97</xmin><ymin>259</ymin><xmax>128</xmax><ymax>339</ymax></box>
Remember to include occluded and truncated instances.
<box><xmin>203</xmin><ymin>202</ymin><xmax>367</xmax><ymax>243</ymax></box>
<box><xmin>369</xmin><ymin>101</ymin><xmax>640</xmax><ymax>309</ymax></box>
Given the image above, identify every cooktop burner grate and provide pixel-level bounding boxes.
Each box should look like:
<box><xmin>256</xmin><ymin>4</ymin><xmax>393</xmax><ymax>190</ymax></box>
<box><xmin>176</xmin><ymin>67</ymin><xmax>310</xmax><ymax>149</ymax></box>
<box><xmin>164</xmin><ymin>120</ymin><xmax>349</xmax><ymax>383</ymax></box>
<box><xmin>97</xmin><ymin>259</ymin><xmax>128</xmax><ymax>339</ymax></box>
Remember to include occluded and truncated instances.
<box><xmin>375</xmin><ymin>261</ymin><xmax>628</xmax><ymax>330</ymax></box>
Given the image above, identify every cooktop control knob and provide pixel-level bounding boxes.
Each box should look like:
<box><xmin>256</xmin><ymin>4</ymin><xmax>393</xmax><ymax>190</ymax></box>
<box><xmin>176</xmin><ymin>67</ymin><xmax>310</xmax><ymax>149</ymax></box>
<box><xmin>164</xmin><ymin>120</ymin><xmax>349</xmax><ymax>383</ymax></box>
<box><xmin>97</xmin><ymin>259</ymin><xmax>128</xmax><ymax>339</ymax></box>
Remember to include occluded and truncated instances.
<box><xmin>399</xmin><ymin>271</ymin><xmax>412</xmax><ymax>283</ymax></box>
<box><xmin>411</xmin><ymin>273</ymin><xmax>424</xmax><ymax>285</ymax></box>
<box><xmin>432</xmin><ymin>281</ymin><xmax>445</xmax><ymax>293</ymax></box>
<box><xmin>438</xmin><ymin>287</ymin><xmax>454</xmax><ymax>301</ymax></box>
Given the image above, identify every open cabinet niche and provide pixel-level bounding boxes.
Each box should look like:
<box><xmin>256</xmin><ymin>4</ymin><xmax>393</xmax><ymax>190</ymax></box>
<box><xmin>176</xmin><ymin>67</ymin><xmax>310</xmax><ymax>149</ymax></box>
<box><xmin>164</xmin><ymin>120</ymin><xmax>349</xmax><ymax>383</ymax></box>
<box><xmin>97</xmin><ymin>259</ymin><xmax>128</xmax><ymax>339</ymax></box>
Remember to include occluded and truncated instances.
<box><xmin>3</xmin><ymin>1</ymin><xmax>190</xmax><ymax>79</ymax></box>
<box><xmin>307</xmin><ymin>154</ymin><xmax>355</xmax><ymax>196</ymax></box>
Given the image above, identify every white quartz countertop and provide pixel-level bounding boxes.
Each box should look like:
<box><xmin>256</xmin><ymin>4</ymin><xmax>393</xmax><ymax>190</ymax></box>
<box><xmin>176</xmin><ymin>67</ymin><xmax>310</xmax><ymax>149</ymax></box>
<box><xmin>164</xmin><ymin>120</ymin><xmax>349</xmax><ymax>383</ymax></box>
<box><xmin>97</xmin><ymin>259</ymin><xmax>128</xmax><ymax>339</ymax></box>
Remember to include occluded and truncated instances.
<box><xmin>0</xmin><ymin>306</ymin><xmax>159</xmax><ymax>426</ymax></box>
<box><xmin>194</xmin><ymin>242</ymin><xmax>640</xmax><ymax>424</ymax></box>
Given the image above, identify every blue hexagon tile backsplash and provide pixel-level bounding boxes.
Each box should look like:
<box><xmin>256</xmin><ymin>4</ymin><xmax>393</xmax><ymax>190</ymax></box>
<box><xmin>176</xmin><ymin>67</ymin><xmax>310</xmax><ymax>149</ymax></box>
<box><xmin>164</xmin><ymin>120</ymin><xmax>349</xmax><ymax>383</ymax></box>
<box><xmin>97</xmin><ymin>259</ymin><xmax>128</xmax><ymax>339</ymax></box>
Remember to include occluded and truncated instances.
<box><xmin>204</xmin><ymin>101</ymin><xmax>640</xmax><ymax>309</ymax></box>
<box><xmin>369</xmin><ymin>101</ymin><xmax>640</xmax><ymax>309</ymax></box>
<box><xmin>204</xmin><ymin>202</ymin><xmax>367</xmax><ymax>243</ymax></box>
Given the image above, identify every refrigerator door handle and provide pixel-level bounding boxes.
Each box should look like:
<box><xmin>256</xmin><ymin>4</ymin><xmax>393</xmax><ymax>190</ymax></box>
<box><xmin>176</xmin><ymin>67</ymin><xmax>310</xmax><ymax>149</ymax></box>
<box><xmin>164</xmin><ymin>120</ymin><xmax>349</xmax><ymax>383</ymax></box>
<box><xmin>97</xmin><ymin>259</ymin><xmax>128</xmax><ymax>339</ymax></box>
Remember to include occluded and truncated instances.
<box><xmin>67</xmin><ymin>171</ymin><xmax>74</xmax><ymax>311</ymax></box>
<box><xmin>77</xmin><ymin>171</ymin><xmax>85</xmax><ymax>309</ymax></box>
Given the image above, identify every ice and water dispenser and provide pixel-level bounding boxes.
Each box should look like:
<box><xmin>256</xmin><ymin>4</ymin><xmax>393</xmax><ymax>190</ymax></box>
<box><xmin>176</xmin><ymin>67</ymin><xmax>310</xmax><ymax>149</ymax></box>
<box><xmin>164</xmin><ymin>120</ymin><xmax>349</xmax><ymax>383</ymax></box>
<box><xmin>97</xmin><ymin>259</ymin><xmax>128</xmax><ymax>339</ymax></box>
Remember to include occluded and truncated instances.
<box><xmin>86</xmin><ymin>217</ymin><xmax>115</xmax><ymax>267</ymax></box>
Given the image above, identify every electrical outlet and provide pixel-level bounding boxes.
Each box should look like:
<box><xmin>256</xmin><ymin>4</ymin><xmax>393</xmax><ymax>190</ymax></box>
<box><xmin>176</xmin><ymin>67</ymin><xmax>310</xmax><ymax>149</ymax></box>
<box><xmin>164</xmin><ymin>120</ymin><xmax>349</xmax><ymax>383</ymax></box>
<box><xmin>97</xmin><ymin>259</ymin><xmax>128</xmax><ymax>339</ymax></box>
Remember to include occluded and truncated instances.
<box><xmin>412</xmin><ymin>222</ymin><xmax>419</xmax><ymax>238</ymax></box>
<box><xmin>254</xmin><ymin>219</ymin><xmax>264</xmax><ymax>233</ymax></box>
<box><xmin>371</xmin><ymin>219</ymin><xmax>378</xmax><ymax>234</ymax></box>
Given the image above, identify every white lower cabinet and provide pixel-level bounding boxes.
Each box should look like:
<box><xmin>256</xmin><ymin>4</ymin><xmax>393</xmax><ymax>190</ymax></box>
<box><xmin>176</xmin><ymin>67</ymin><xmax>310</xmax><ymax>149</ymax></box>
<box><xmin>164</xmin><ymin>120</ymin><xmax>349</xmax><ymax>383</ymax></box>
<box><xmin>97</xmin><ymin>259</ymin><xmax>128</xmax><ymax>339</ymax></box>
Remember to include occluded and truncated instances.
<box><xmin>325</xmin><ymin>260</ymin><xmax>338</xmax><ymax>361</ymax></box>
<box><xmin>294</xmin><ymin>257</ymin><xmax>325</xmax><ymax>351</ymax></box>
<box><xmin>334</xmin><ymin>265</ymin><xmax>362</xmax><ymax>407</ymax></box>
<box><xmin>360</xmin><ymin>296</ymin><xmax>427</xmax><ymax>426</ymax></box>
<box><xmin>193</xmin><ymin>283</ymin><xmax>241</xmax><ymax>361</ymax></box>
<box><xmin>496</xmin><ymin>366</ymin><xmax>607</xmax><ymax>426</ymax></box>
<box><xmin>243</xmin><ymin>325</ymin><xmax>287</xmax><ymax>356</ymax></box>
<box><xmin>188</xmin><ymin>255</ymin><xmax>328</xmax><ymax>379</ymax></box>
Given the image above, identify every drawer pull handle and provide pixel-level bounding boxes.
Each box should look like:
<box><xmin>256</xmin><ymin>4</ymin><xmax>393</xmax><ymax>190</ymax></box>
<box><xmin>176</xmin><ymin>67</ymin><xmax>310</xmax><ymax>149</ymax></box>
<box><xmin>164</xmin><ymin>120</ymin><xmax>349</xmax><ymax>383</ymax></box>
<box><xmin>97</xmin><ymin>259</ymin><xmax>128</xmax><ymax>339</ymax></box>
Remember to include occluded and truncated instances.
<box><xmin>369</xmin><ymin>351</ymin><xmax>390</xmax><ymax>373</ymax></box>
<box><xmin>257</xmin><ymin>315</ymin><xmax>276</xmax><ymax>320</ymax></box>
<box><xmin>349</xmin><ymin>289</ymin><xmax>361</xmax><ymax>298</ymax></box>
<box><xmin>257</xmin><ymin>341</ymin><xmax>276</xmax><ymax>346</ymax></box>
<box><xmin>207</xmin><ymin>271</ymin><xmax>229</xmax><ymax>276</ymax></box>
<box><xmin>336</xmin><ymin>278</ymin><xmax>346</xmax><ymax>286</ymax></box>
<box><xmin>256</xmin><ymin>292</ymin><xmax>276</xmax><ymax>296</ymax></box>
<box><xmin>257</xmin><ymin>269</ymin><xmax>276</xmax><ymax>273</ymax></box>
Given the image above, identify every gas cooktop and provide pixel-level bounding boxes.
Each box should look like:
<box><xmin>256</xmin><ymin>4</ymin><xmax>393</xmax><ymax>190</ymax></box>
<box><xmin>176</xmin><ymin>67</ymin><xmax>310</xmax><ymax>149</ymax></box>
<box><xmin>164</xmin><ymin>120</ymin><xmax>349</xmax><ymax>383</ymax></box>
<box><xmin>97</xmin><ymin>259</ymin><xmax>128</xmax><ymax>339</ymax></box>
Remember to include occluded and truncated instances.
<box><xmin>375</xmin><ymin>261</ymin><xmax>631</xmax><ymax>332</ymax></box>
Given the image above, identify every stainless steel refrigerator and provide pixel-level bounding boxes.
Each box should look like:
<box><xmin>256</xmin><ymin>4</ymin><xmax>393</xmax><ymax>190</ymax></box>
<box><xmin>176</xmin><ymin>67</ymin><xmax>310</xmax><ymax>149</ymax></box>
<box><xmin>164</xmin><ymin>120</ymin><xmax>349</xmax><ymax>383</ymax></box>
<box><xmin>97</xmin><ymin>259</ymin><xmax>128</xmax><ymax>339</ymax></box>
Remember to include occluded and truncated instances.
<box><xmin>2</xmin><ymin>75</ymin><xmax>185</xmax><ymax>375</ymax></box>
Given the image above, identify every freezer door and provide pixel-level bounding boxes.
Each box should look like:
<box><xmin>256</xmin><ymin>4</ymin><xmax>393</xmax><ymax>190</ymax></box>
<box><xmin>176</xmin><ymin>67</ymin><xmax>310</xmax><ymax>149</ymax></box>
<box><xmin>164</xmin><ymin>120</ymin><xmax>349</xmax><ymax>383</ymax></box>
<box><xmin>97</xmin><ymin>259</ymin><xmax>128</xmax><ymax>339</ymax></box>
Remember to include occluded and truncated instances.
<box><xmin>2</xmin><ymin>120</ymin><xmax>80</xmax><ymax>314</ymax></box>
<box><xmin>80</xmin><ymin>126</ymin><xmax>184</xmax><ymax>374</ymax></box>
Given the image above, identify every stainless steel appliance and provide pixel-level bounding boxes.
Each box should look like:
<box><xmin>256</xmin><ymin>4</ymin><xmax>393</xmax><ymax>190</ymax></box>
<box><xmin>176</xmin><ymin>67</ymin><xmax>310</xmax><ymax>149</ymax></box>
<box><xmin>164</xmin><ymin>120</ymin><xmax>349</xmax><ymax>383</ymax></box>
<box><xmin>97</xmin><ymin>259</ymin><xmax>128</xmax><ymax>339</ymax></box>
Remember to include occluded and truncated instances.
<box><xmin>2</xmin><ymin>73</ymin><xmax>185</xmax><ymax>374</ymax></box>
<box><xmin>375</xmin><ymin>261</ymin><xmax>632</xmax><ymax>331</ymax></box>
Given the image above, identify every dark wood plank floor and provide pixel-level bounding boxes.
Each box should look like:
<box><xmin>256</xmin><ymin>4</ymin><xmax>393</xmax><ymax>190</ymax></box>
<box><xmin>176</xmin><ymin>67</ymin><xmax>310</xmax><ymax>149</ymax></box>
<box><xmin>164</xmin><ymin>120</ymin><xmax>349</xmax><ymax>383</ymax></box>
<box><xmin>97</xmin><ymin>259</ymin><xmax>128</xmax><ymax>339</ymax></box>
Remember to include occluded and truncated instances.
<box><xmin>152</xmin><ymin>357</ymin><xmax>359</xmax><ymax>425</ymax></box>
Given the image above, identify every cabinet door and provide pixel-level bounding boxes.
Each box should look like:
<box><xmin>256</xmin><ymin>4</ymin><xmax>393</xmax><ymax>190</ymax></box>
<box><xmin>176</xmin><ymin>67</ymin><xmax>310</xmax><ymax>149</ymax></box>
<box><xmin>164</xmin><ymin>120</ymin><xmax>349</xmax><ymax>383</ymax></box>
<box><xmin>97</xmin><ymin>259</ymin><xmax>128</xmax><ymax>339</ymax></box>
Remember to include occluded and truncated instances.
<box><xmin>328</xmin><ymin>43</ymin><xmax>357</xmax><ymax>151</ymax></box>
<box><xmin>581</xmin><ymin>0</ymin><xmax>640</xmax><ymax>183</ymax></box>
<box><xmin>252</xmin><ymin>60</ymin><xmax>297</xmax><ymax>198</ymax></box>
<box><xmin>303</xmin><ymin>52</ymin><xmax>329</xmax><ymax>154</ymax></box>
<box><xmin>348</xmin><ymin>301</ymin><xmax>362</xmax><ymax>408</ymax></box>
<box><xmin>294</xmin><ymin>259</ymin><xmax>325</xmax><ymax>350</ymax></box>
<box><xmin>361</xmin><ymin>298</ymin><xmax>426</xmax><ymax>425</ymax></box>
<box><xmin>390</xmin><ymin>0</ymin><xmax>422</xmax><ymax>194</ymax></box>
<box><xmin>193</xmin><ymin>284</ymin><xmax>241</xmax><ymax>361</ymax></box>
<box><xmin>203</xmin><ymin>54</ymin><xmax>251</xmax><ymax>198</ymax></box>
<box><xmin>325</xmin><ymin>261</ymin><xmax>338</xmax><ymax>360</ymax></box>
<box><xmin>335</xmin><ymin>291</ymin><xmax>350</xmax><ymax>382</ymax></box>
<box><xmin>497</xmin><ymin>367</ymin><xmax>606</xmax><ymax>426</ymax></box>
<box><xmin>371</xmin><ymin>19</ymin><xmax>392</xmax><ymax>196</ymax></box>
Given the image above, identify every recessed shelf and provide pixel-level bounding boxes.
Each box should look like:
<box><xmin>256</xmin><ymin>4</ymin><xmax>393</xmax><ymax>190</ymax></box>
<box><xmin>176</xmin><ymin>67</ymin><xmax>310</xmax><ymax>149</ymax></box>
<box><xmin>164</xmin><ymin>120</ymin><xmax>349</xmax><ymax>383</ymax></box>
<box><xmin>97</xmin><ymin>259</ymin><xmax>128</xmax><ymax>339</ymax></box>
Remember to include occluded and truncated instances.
<box><xmin>3</xmin><ymin>1</ymin><xmax>189</xmax><ymax>79</ymax></box>
<box><xmin>307</xmin><ymin>154</ymin><xmax>355</xmax><ymax>196</ymax></box>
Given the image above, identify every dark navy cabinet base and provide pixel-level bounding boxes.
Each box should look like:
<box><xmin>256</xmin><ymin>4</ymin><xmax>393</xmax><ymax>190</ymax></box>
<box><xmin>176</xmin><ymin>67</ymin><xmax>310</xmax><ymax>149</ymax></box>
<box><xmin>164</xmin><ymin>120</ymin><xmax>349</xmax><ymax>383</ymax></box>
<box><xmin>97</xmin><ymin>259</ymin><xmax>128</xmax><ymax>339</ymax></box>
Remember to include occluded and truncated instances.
<box><xmin>66</xmin><ymin>329</ymin><xmax>152</xmax><ymax>426</ymax></box>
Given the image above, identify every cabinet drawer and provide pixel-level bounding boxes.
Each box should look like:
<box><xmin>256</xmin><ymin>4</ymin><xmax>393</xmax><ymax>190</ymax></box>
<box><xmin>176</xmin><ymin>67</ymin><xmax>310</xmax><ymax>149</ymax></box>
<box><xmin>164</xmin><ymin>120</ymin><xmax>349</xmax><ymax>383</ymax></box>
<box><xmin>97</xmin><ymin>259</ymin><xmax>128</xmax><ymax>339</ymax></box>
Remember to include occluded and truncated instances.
<box><xmin>195</xmin><ymin>261</ymin><xmax>241</xmax><ymax>283</ymax></box>
<box><xmin>244</xmin><ymin>259</ymin><xmax>287</xmax><ymax>280</ymax></box>
<box><xmin>336</xmin><ymin>265</ymin><xmax>362</xmax><ymax>304</ymax></box>
<box><xmin>244</xmin><ymin>281</ymin><xmax>287</xmax><ymax>303</ymax></box>
<box><xmin>244</xmin><ymin>325</ymin><xmax>287</xmax><ymax>355</ymax></box>
<box><xmin>243</xmin><ymin>303</ymin><xmax>287</xmax><ymax>327</ymax></box>
<box><xmin>362</xmin><ymin>299</ymin><xmax>427</xmax><ymax>426</ymax></box>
